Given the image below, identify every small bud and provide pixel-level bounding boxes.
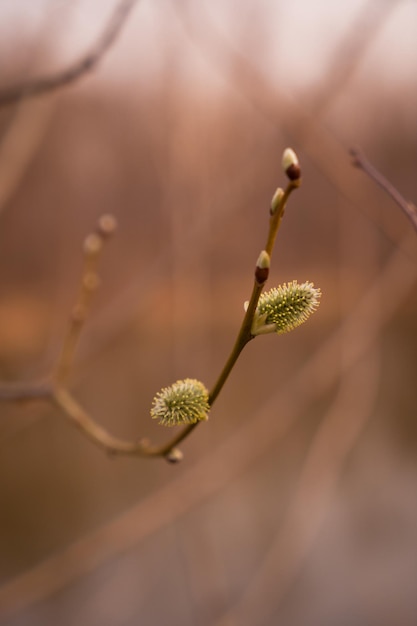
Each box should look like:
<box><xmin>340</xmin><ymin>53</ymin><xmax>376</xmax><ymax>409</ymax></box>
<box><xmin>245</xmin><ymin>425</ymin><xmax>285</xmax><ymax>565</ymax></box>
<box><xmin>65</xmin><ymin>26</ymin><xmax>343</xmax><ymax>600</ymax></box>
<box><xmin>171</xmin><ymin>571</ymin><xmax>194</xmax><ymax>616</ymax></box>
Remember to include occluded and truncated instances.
<box><xmin>282</xmin><ymin>148</ymin><xmax>301</xmax><ymax>181</ymax></box>
<box><xmin>251</xmin><ymin>281</ymin><xmax>321</xmax><ymax>336</ymax></box>
<box><xmin>255</xmin><ymin>250</ymin><xmax>270</xmax><ymax>285</ymax></box>
<box><xmin>151</xmin><ymin>378</ymin><xmax>210</xmax><ymax>427</ymax></box>
<box><xmin>270</xmin><ymin>187</ymin><xmax>284</xmax><ymax>215</ymax></box>
<box><xmin>166</xmin><ymin>448</ymin><xmax>184</xmax><ymax>464</ymax></box>
<box><xmin>83</xmin><ymin>233</ymin><xmax>103</xmax><ymax>255</ymax></box>
<box><xmin>98</xmin><ymin>214</ymin><xmax>117</xmax><ymax>238</ymax></box>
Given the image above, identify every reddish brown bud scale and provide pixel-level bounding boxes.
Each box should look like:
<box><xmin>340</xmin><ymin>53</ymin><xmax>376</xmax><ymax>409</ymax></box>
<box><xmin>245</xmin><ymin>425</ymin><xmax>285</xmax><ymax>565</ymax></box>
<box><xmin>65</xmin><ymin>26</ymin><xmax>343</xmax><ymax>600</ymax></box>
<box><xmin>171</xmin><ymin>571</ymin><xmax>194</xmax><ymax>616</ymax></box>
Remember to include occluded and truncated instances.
<box><xmin>285</xmin><ymin>162</ymin><xmax>301</xmax><ymax>181</ymax></box>
<box><xmin>255</xmin><ymin>266</ymin><xmax>269</xmax><ymax>284</ymax></box>
<box><xmin>282</xmin><ymin>148</ymin><xmax>301</xmax><ymax>182</ymax></box>
<box><xmin>255</xmin><ymin>250</ymin><xmax>270</xmax><ymax>285</ymax></box>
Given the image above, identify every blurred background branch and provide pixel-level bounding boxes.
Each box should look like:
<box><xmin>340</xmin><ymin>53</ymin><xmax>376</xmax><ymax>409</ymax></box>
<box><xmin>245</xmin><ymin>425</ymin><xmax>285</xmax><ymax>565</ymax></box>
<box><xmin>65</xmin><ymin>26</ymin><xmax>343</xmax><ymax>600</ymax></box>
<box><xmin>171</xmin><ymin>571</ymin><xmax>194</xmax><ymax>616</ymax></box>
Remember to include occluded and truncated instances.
<box><xmin>351</xmin><ymin>146</ymin><xmax>417</xmax><ymax>233</ymax></box>
<box><xmin>0</xmin><ymin>0</ymin><xmax>138</xmax><ymax>107</ymax></box>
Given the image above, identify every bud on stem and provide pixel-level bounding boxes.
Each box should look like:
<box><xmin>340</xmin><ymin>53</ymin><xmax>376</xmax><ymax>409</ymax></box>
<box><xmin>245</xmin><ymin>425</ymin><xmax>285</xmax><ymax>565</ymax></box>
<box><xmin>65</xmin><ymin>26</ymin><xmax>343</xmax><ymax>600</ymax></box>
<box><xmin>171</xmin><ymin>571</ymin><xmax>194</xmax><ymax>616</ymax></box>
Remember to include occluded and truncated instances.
<box><xmin>166</xmin><ymin>448</ymin><xmax>184</xmax><ymax>464</ymax></box>
<box><xmin>255</xmin><ymin>250</ymin><xmax>270</xmax><ymax>285</ymax></box>
<box><xmin>270</xmin><ymin>187</ymin><xmax>285</xmax><ymax>215</ymax></box>
<box><xmin>282</xmin><ymin>148</ymin><xmax>301</xmax><ymax>181</ymax></box>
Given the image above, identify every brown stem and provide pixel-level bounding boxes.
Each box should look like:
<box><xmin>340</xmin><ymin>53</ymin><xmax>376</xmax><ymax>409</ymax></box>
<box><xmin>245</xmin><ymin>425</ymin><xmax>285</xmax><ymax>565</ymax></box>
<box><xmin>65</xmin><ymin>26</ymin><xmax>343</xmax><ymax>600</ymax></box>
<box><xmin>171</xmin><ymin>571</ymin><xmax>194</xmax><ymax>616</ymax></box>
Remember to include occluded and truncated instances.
<box><xmin>0</xmin><ymin>382</ymin><xmax>52</xmax><ymax>401</ymax></box>
<box><xmin>51</xmin><ymin>387</ymin><xmax>150</xmax><ymax>456</ymax></box>
<box><xmin>0</xmin><ymin>0</ymin><xmax>138</xmax><ymax>107</ymax></box>
<box><xmin>350</xmin><ymin>147</ymin><xmax>417</xmax><ymax>233</ymax></box>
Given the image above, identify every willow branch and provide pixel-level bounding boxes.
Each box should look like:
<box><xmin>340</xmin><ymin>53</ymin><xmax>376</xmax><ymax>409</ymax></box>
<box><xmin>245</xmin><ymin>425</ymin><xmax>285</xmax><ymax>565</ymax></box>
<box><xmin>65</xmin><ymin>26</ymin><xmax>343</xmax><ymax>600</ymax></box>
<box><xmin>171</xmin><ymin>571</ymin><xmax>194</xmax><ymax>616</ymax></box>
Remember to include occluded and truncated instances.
<box><xmin>0</xmin><ymin>0</ymin><xmax>138</xmax><ymax>107</ymax></box>
<box><xmin>208</xmin><ymin>179</ymin><xmax>299</xmax><ymax>406</ymax></box>
<box><xmin>51</xmin><ymin>386</ymin><xmax>150</xmax><ymax>456</ymax></box>
<box><xmin>351</xmin><ymin>147</ymin><xmax>417</xmax><ymax>234</ymax></box>
<box><xmin>0</xmin><ymin>161</ymin><xmax>302</xmax><ymax>462</ymax></box>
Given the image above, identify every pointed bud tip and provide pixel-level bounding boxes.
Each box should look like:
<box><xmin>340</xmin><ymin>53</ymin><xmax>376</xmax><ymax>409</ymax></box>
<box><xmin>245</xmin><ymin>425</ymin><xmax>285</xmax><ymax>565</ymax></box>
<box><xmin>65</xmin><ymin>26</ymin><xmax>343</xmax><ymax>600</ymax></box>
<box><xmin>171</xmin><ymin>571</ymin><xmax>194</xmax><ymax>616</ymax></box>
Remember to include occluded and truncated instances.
<box><xmin>256</xmin><ymin>250</ymin><xmax>270</xmax><ymax>269</ymax></box>
<box><xmin>282</xmin><ymin>148</ymin><xmax>301</xmax><ymax>181</ymax></box>
<box><xmin>270</xmin><ymin>187</ymin><xmax>285</xmax><ymax>215</ymax></box>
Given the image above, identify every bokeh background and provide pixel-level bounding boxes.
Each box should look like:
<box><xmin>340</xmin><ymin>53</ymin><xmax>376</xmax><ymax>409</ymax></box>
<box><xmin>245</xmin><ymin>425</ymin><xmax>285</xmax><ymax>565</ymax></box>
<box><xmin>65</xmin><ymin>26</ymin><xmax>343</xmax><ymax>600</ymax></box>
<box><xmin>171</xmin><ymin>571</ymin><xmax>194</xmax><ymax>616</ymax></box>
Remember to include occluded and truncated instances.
<box><xmin>0</xmin><ymin>1</ymin><xmax>416</xmax><ymax>625</ymax></box>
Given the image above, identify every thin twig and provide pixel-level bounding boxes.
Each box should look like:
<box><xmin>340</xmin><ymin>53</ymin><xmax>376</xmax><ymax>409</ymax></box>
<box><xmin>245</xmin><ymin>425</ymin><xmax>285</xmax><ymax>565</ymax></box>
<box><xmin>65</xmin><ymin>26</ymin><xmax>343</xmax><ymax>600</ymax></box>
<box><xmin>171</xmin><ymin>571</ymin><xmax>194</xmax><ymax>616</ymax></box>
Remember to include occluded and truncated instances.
<box><xmin>350</xmin><ymin>147</ymin><xmax>417</xmax><ymax>233</ymax></box>
<box><xmin>155</xmin><ymin>177</ymin><xmax>299</xmax><ymax>454</ymax></box>
<box><xmin>52</xmin><ymin>385</ymin><xmax>190</xmax><ymax>459</ymax></box>
<box><xmin>0</xmin><ymin>382</ymin><xmax>52</xmax><ymax>402</ymax></box>
<box><xmin>0</xmin><ymin>0</ymin><xmax>138</xmax><ymax>107</ymax></box>
<box><xmin>208</xmin><ymin>179</ymin><xmax>298</xmax><ymax>406</ymax></box>
<box><xmin>51</xmin><ymin>386</ymin><xmax>149</xmax><ymax>456</ymax></box>
<box><xmin>54</xmin><ymin>215</ymin><xmax>117</xmax><ymax>386</ymax></box>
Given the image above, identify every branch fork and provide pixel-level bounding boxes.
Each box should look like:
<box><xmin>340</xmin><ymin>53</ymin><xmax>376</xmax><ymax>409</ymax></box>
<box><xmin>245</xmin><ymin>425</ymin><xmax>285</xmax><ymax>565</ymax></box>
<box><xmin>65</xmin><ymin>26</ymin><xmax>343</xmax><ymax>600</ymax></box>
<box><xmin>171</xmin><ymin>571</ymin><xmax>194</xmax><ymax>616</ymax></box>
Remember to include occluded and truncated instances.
<box><xmin>1</xmin><ymin>148</ymin><xmax>321</xmax><ymax>463</ymax></box>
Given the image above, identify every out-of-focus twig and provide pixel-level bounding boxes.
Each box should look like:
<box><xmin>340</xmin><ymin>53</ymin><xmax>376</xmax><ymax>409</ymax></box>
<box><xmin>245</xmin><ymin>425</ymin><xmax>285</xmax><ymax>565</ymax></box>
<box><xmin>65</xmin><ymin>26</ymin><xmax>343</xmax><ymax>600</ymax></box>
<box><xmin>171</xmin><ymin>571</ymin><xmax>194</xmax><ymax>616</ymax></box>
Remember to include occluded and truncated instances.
<box><xmin>0</xmin><ymin>383</ymin><xmax>52</xmax><ymax>402</ymax></box>
<box><xmin>0</xmin><ymin>215</ymin><xmax>152</xmax><ymax>458</ymax></box>
<box><xmin>0</xmin><ymin>0</ymin><xmax>138</xmax><ymax>107</ymax></box>
<box><xmin>351</xmin><ymin>147</ymin><xmax>417</xmax><ymax>234</ymax></box>
<box><xmin>54</xmin><ymin>215</ymin><xmax>117</xmax><ymax>386</ymax></box>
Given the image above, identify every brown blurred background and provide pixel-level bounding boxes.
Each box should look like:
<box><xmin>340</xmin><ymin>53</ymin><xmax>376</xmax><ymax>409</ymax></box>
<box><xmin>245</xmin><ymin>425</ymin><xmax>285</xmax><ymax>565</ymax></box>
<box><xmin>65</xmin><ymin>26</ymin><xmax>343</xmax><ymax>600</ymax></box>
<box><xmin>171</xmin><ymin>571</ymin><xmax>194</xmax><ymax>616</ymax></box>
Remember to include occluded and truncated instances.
<box><xmin>0</xmin><ymin>1</ymin><xmax>416</xmax><ymax>625</ymax></box>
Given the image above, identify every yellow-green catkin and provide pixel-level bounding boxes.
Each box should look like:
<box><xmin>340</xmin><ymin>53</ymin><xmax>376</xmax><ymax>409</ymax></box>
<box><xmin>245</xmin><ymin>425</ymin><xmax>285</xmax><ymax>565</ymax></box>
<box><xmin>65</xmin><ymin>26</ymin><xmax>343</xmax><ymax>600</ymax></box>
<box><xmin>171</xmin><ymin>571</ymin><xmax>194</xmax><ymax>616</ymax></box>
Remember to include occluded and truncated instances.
<box><xmin>151</xmin><ymin>378</ymin><xmax>210</xmax><ymax>427</ymax></box>
<box><xmin>252</xmin><ymin>281</ymin><xmax>321</xmax><ymax>336</ymax></box>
